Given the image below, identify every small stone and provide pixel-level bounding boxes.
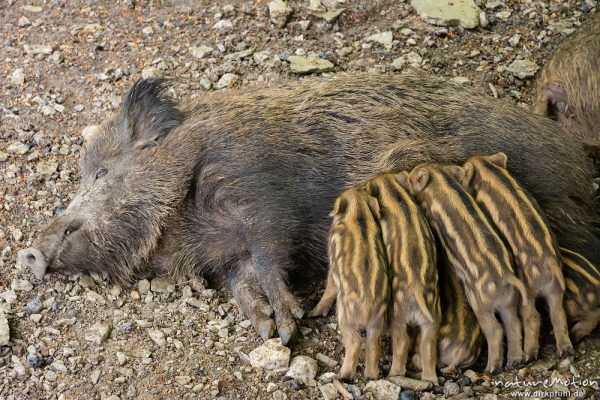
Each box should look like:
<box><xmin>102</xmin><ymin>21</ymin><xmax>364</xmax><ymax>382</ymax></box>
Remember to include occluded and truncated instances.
<box><xmin>479</xmin><ymin>11</ymin><xmax>489</xmax><ymax>28</ymax></box>
<box><xmin>175</xmin><ymin>375</ymin><xmax>192</xmax><ymax>385</ymax></box>
<box><xmin>24</xmin><ymin>44</ymin><xmax>53</xmax><ymax>55</ymax></box>
<box><xmin>315</xmin><ymin>353</ymin><xmax>337</xmax><ymax>368</ymax></box>
<box><xmin>364</xmin><ymin>31</ymin><xmax>393</xmax><ymax>51</ymax></box>
<box><xmin>18</xmin><ymin>16</ymin><xmax>31</xmax><ymax>27</ymax></box>
<box><xmin>318</xmin><ymin>372</ymin><xmax>337</xmax><ymax>384</ymax></box>
<box><xmin>364</xmin><ymin>380</ymin><xmax>401</xmax><ymax>400</ymax></box>
<box><xmin>443</xmin><ymin>380</ymin><xmax>460</xmax><ymax>396</ymax></box>
<box><xmin>81</xmin><ymin>125</ymin><xmax>99</xmax><ymax>141</ymax></box>
<box><xmin>463</xmin><ymin>369</ymin><xmax>480</xmax><ymax>383</ymax></box>
<box><xmin>482</xmin><ymin>395</ymin><xmax>498</xmax><ymax>400</ymax></box>
<box><xmin>44</xmin><ymin>370</ymin><xmax>57</xmax><ymax>382</ymax></box>
<box><xmin>267</xmin><ymin>382</ymin><xmax>278</xmax><ymax>393</ymax></box>
<box><xmin>557</xmin><ymin>357</ymin><xmax>572</xmax><ymax>371</ymax></box>
<box><xmin>213</xmin><ymin>19</ymin><xmax>233</xmax><ymax>29</ymax></box>
<box><xmin>138</xmin><ymin>279</ymin><xmax>151</xmax><ymax>294</ymax></box>
<box><xmin>116</xmin><ymin>352</ymin><xmax>128</xmax><ymax>366</ymax></box>
<box><xmin>148</xmin><ymin>329</ymin><xmax>167</xmax><ymax>346</ymax></box>
<box><xmin>463</xmin><ymin>386</ymin><xmax>474</xmax><ymax>397</ymax></box>
<box><xmin>319</xmin><ymin>383</ymin><xmax>339</xmax><ymax>400</ymax></box>
<box><xmin>8</xmin><ymin>142</ymin><xmax>29</xmax><ymax>155</ymax></box>
<box><xmin>285</xmin><ymin>356</ymin><xmax>319</xmax><ymax>385</ymax></box>
<box><xmin>11</xmin><ymin>279</ymin><xmax>33</xmax><ymax>291</ymax></box>
<box><xmin>27</xmin><ymin>353</ymin><xmax>42</xmax><ymax>368</ymax></box>
<box><xmin>505</xmin><ymin>59</ymin><xmax>539</xmax><ymax>79</ymax></box>
<box><xmin>150</xmin><ymin>277</ymin><xmax>175</xmax><ymax>293</ymax></box>
<box><xmin>10</xmin><ymin>68</ymin><xmax>25</xmax><ymax>85</ymax></box>
<box><xmin>110</xmin><ymin>285</ymin><xmax>123</xmax><ymax>297</ymax></box>
<box><xmin>22</xmin><ymin>5</ymin><xmax>43</xmax><ymax>12</ymax></box>
<box><xmin>248</xmin><ymin>338</ymin><xmax>291</xmax><ymax>371</ymax></box>
<box><xmin>508</xmin><ymin>34</ymin><xmax>521</xmax><ymax>47</ymax></box>
<box><xmin>392</xmin><ymin>52</ymin><xmax>422</xmax><ymax>70</ymax></box>
<box><xmin>90</xmin><ymin>369</ymin><xmax>101</xmax><ymax>384</ymax></box>
<box><xmin>412</xmin><ymin>0</ymin><xmax>480</xmax><ymax>28</ymax></box>
<box><xmin>0</xmin><ymin>309</ymin><xmax>10</xmax><ymax>346</ymax></box>
<box><xmin>141</xmin><ymin>66</ymin><xmax>157</xmax><ymax>79</ymax></box>
<box><xmin>0</xmin><ymin>151</ymin><xmax>8</xmax><ymax>162</ymax></box>
<box><xmin>269</xmin><ymin>0</ymin><xmax>293</xmax><ymax>27</ymax></box>
<box><xmin>190</xmin><ymin>45</ymin><xmax>214</xmax><ymax>59</ymax></box>
<box><xmin>451</xmin><ymin>76</ymin><xmax>471</xmax><ymax>86</ymax></box>
<box><xmin>35</xmin><ymin>160</ymin><xmax>58</xmax><ymax>175</ymax></box>
<box><xmin>399</xmin><ymin>390</ymin><xmax>420</xmax><ymax>400</ymax></box>
<box><xmin>12</xmin><ymin>229</ymin><xmax>23</xmax><ymax>242</ymax></box>
<box><xmin>216</xmin><ymin>73</ymin><xmax>239</xmax><ymax>89</ymax></box>
<box><xmin>288</xmin><ymin>56</ymin><xmax>334</xmax><ymax>74</ymax></box>
<box><xmin>26</xmin><ymin>298</ymin><xmax>43</xmax><ymax>314</ymax></box>
<box><xmin>53</xmin><ymin>360</ymin><xmax>68</xmax><ymax>373</ymax></box>
<box><xmin>85</xmin><ymin>320</ymin><xmax>112</xmax><ymax>344</ymax></box>
<box><xmin>550</xmin><ymin>371</ymin><xmax>569</xmax><ymax>392</ymax></box>
<box><xmin>74</xmin><ymin>104</ymin><xmax>85</xmax><ymax>112</ymax></box>
<box><xmin>142</xmin><ymin>26</ymin><xmax>153</xmax><ymax>35</ymax></box>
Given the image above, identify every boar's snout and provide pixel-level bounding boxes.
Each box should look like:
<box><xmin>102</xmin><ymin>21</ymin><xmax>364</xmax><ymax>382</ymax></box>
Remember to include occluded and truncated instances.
<box><xmin>19</xmin><ymin>247</ymin><xmax>48</xmax><ymax>279</ymax></box>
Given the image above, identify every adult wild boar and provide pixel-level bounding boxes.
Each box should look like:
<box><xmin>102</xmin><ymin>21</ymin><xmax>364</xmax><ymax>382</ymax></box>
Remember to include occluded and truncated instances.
<box><xmin>20</xmin><ymin>74</ymin><xmax>600</xmax><ymax>345</ymax></box>
<box><xmin>534</xmin><ymin>12</ymin><xmax>600</xmax><ymax>154</ymax></box>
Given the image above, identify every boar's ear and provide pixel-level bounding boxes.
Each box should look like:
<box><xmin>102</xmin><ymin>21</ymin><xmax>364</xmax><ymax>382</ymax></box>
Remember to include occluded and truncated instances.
<box><xmin>330</xmin><ymin>196</ymin><xmax>348</xmax><ymax>217</ymax></box>
<box><xmin>488</xmin><ymin>152</ymin><xmax>508</xmax><ymax>169</ymax></box>
<box><xmin>444</xmin><ymin>165</ymin><xmax>465</xmax><ymax>183</ymax></box>
<box><xmin>367</xmin><ymin>196</ymin><xmax>381</xmax><ymax>220</ymax></box>
<box><xmin>119</xmin><ymin>78</ymin><xmax>184</xmax><ymax>148</ymax></box>
<box><xmin>411</xmin><ymin>168</ymin><xmax>430</xmax><ymax>194</ymax></box>
<box><xmin>395</xmin><ymin>171</ymin><xmax>411</xmax><ymax>191</ymax></box>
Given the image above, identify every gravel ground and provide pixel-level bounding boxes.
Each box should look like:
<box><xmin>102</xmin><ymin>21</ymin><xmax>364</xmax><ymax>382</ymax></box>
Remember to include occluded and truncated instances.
<box><xmin>1</xmin><ymin>1</ymin><xmax>599</xmax><ymax>399</ymax></box>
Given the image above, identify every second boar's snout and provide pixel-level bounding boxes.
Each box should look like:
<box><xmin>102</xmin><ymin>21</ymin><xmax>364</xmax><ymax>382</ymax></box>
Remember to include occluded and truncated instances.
<box><xmin>19</xmin><ymin>247</ymin><xmax>48</xmax><ymax>279</ymax></box>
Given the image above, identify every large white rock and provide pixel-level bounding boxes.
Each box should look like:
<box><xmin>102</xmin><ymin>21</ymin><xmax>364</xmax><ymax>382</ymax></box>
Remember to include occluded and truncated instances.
<box><xmin>412</xmin><ymin>0</ymin><xmax>481</xmax><ymax>29</ymax></box>
<box><xmin>248</xmin><ymin>338</ymin><xmax>291</xmax><ymax>372</ymax></box>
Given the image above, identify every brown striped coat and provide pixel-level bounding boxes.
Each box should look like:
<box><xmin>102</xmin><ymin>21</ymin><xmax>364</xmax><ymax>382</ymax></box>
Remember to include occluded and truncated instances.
<box><xmin>309</xmin><ymin>188</ymin><xmax>389</xmax><ymax>380</ymax></box>
<box><xmin>561</xmin><ymin>247</ymin><xmax>600</xmax><ymax>342</ymax></box>
<box><xmin>449</xmin><ymin>153</ymin><xmax>573</xmax><ymax>360</ymax></box>
<box><xmin>400</xmin><ymin>163</ymin><xmax>526</xmax><ymax>374</ymax></box>
<box><xmin>366</xmin><ymin>174</ymin><xmax>439</xmax><ymax>384</ymax></box>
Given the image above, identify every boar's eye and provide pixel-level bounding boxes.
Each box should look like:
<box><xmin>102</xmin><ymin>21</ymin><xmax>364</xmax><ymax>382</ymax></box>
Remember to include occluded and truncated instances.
<box><xmin>95</xmin><ymin>168</ymin><xmax>108</xmax><ymax>180</ymax></box>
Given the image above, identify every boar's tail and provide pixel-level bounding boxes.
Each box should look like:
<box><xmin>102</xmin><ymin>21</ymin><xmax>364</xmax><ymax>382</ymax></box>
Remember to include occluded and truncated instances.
<box><xmin>507</xmin><ymin>275</ymin><xmax>529</xmax><ymax>306</ymax></box>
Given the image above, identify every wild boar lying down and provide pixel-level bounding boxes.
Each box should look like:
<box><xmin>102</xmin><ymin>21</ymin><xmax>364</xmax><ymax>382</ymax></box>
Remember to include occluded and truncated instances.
<box><xmin>20</xmin><ymin>74</ymin><xmax>600</xmax><ymax>345</ymax></box>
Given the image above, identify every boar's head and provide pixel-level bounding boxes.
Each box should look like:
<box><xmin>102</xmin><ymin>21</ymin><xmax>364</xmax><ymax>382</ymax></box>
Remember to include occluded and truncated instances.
<box><xmin>19</xmin><ymin>79</ymin><xmax>186</xmax><ymax>285</ymax></box>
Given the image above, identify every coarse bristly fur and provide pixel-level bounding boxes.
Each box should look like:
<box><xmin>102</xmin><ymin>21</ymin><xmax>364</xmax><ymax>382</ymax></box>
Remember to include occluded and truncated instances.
<box><xmin>447</xmin><ymin>153</ymin><xmax>573</xmax><ymax>361</ymax></box>
<box><xmin>533</xmin><ymin>12</ymin><xmax>600</xmax><ymax>150</ymax></box>
<box><xmin>402</xmin><ymin>163</ymin><xmax>527</xmax><ymax>374</ymax></box>
<box><xmin>309</xmin><ymin>188</ymin><xmax>389</xmax><ymax>380</ymax></box>
<box><xmin>23</xmin><ymin>73</ymin><xmax>600</xmax><ymax>344</ymax></box>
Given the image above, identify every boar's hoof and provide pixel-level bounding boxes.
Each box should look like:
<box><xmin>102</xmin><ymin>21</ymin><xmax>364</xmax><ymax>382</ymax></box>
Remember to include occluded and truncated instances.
<box><xmin>19</xmin><ymin>248</ymin><xmax>48</xmax><ymax>279</ymax></box>
<box><xmin>557</xmin><ymin>343</ymin><xmax>575</xmax><ymax>358</ymax></box>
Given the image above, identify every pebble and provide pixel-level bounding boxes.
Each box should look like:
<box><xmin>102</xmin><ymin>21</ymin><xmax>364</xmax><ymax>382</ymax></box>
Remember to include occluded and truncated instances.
<box><xmin>138</xmin><ymin>279</ymin><xmax>151</xmax><ymax>294</ymax></box>
<box><xmin>213</xmin><ymin>19</ymin><xmax>233</xmax><ymax>29</ymax></box>
<box><xmin>10</xmin><ymin>68</ymin><xmax>25</xmax><ymax>85</ymax></box>
<box><xmin>392</xmin><ymin>52</ymin><xmax>422</xmax><ymax>70</ymax></box>
<box><xmin>269</xmin><ymin>0</ymin><xmax>293</xmax><ymax>27</ymax></box>
<box><xmin>315</xmin><ymin>353</ymin><xmax>338</xmax><ymax>369</ymax></box>
<box><xmin>505</xmin><ymin>59</ymin><xmax>539</xmax><ymax>79</ymax></box>
<box><xmin>400</xmin><ymin>391</ymin><xmax>419</xmax><ymax>400</ymax></box>
<box><xmin>27</xmin><ymin>353</ymin><xmax>42</xmax><ymax>368</ymax></box>
<box><xmin>23</xmin><ymin>44</ymin><xmax>53</xmax><ymax>55</ymax></box>
<box><xmin>142</xmin><ymin>26</ymin><xmax>154</xmax><ymax>35</ymax></box>
<box><xmin>557</xmin><ymin>357</ymin><xmax>572</xmax><ymax>371</ymax></box>
<box><xmin>36</xmin><ymin>160</ymin><xmax>58</xmax><ymax>175</ymax></box>
<box><xmin>288</xmin><ymin>56</ymin><xmax>334</xmax><ymax>74</ymax></box>
<box><xmin>319</xmin><ymin>383</ymin><xmax>339</xmax><ymax>400</ymax></box>
<box><xmin>0</xmin><ymin>310</ymin><xmax>9</xmax><ymax>346</ymax></box>
<box><xmin>364</xmin><ymin>31</ymin><xmax>393</xmax><ymax>51</ymax></box>
<box><xmin>285</xmin><ymin>356</ymin><xmax>319</xmax><ymax>385</ymax></box>
<box><xmin>90</xmin><ymin>369</ymin><xmax>101</xmax><ymax>384</ymax></box>
<box><xmin>116</xmin><ymin>351</ymin><xmax>128</xmax><ymax>366</ymax></box>
<box><xmin>26</xmin><ymin>298</ymin><xmax>43</xmax><ymax>314</ymax></box>
<box><xmin>0</xmin><ymin>151</ymin><xmax>8</xmax><ymax>162</ymax></box>
<box><xmin>463</xmin><ymin>386</ymin><xmax>474</xmax><ymax>396</ymax></box>
<box><xmin>12</xmin><ymin>355</ymin><xmax>27</xmax><ymax>376</ymax></box>
<box><xmin>216</xmin><ymin>73</ymin><xmax>239</xmax><ymax>89</ymax></box>
<box><xmin>248</xmin><ymin>338</ymin><xmax>291</xmax><ymax>371</ymax></box>
<box><xmin>85</xmin><ymin>320</ymin><xmax>113</xmax><ymax>344</ymax></box>
<box><xmin>22</xmin><ymin>5</ymin><xmax>43</xmax><ymax>12</ymax></box>
<box><xmin>267</xmin><ymin>382</ymin><xmax>278</xmax><ymax>393</ymax></box>
<box><xmin>44</xmin><ymin>370</ymin><xmax>57</xmax><ymax>382</ymax></box>
<box><xmin>482</xmin><ymin>395</ymin><xmax>498</xmax><ymax>400</ymax></box>
<box><xmin>190</xmin><ymin>45</ymin><xmax>214</xmax><ymax>59</ymax></box>
<box><xmin>17</xmin><ymin>16</ymin><xmax>31</xmax><ymax>27</ymax></box>
<box><xmin>175</xmin><ymin>375</ymin><xmax>192</xmax><ymax>385</ymax></box>
<box><xmin>444</xmin><ymin>380</ymin><xmax>460</xmax><ymax>396</ymax></box>
<box><xmin>150</xmin><ymin>277</ymin><xmax>175</xmax><ymax>293</ymax></box>
<box><xmin>8</xmin><ymin>142</ymin><xmax>30</xmax><ymax>155</ymax></box>
<box><xmin>11</xmin><ymin>279</ymin><xmax>33</xmax><ymax>291</ymax></box>
<box><xmin>364</xmin><ymin>380</ymin><xmax>401</xmax><ymax>400</ymax></box>
<box><xmin>318</xmin><ymin>372</ymin><xmax>337</xmax><ymax>383</ymax></box>
<box><xmin>148</xmin><ymin>329</ymin><xmax>167</xmax><ymax>346</ymax></box>
<box><xmin>53</xmin><ymin>360</ymin><xmax>68</xmax><ymax>373</ymax></box>
<box><xmin>81</xmin><ymin>125</ymin><xmax>99</xmax><ymax>141</ymax></box>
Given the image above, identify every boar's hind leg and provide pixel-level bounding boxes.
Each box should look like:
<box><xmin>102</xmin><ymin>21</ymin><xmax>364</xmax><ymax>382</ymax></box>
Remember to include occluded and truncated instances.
<box><xmin>230</xmin><ymin>267</ymin><xmax>277</xmax><ymax>341</ymax></box>
<box><xmin>571</xmin><ymin>309</ymin><xmax>600</xmax><ymax>342</ymax></box>
<box><xmin>247</xmin><ymin>250</ymin><xmax>305</xmax><ymax>345</ymax></box>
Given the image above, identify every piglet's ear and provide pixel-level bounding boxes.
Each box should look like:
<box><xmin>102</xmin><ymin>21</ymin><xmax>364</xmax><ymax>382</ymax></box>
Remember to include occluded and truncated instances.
<box><xmin>444</xmin><ymin>165</ymin><xmax>465</xmax><ymax>182</ymax></box>
<box><xmin>395</xmin><ymin>171</ymin><xmax>411</xmax><ymax>191</ymax></box>
<box><xmin>118</xmin><ymin>78</ymin><xmax>184</xmax><ymax>148</ymax></box>
<box><xmin>412</xmin><ymin>168</ymin><xmax>430</xmax><ymax>194</ymax></box>
<box><xmin>330</xmin><ymin>196</ymin><xmax>348</xmax><ymax>217</ymax></box>
<box><xmin>488</xmin><ymin>152</ymin><xmax>508</xmax><ymax>169</ymax></box>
